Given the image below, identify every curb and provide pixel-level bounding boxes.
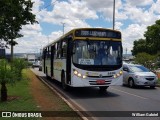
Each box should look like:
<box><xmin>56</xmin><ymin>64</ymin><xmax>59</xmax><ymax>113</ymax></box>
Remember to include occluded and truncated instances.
<box><xmin>36</xmin><ymin>75</ymin><xmax>92</xmax><ymax>120</ymax></box>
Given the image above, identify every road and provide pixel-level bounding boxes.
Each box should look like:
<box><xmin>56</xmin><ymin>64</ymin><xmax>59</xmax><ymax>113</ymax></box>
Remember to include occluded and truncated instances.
<box><xmin>32</xmin><ymin>68</ymin><xmax>160</xmax><ymax>120</ymax></box>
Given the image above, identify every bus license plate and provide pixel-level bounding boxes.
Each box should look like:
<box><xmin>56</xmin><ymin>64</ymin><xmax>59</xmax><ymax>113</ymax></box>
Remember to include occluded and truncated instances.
<box><xmin>96</xmin><ymin>80</ymin><xmax>105</xmax><ymax>84</ymax></box>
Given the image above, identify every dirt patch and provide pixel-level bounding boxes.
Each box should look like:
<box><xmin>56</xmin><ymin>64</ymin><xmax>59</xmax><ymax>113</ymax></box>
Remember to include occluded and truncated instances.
<box><xmin>27</xmin><ymin>69</ymin><xmax>81</xmax><ymax>120</ymax></box>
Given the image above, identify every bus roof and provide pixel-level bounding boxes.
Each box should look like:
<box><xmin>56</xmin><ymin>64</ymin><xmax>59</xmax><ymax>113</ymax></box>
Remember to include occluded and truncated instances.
<box><xmin>43</xmin><ymin>28</ymin><xmax>121</xmax><ymax>49</ymax></box>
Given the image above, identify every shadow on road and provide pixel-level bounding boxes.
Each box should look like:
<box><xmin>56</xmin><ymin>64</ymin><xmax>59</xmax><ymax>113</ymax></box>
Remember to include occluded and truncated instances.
<box><xmin>40</xmin><ymin>76</ymin><xmax>120</xmax><ymax>99</ymax></box>
<box><xmin>122</xmin><ymin>84</ymin><xmax>157</xmax><ymax>90</ymax></box>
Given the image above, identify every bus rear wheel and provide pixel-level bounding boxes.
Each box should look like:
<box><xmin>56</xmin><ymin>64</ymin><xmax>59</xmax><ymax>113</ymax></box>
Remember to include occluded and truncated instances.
<box><xmin>99</xmin><ymin>86</ymin><xmax>109</xmax><ymax>92</ymax></box>
<box><xmin>61</xmin><ymin>72</ymin><xmax>68</xmax><ymax>90</ymax></box>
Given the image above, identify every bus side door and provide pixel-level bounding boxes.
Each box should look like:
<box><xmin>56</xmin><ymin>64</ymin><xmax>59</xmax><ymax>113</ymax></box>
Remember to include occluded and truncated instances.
<box><xmin>66</xmin><ymin>37</ymin><xmax>72</xmax><ymax>84</ymax></box>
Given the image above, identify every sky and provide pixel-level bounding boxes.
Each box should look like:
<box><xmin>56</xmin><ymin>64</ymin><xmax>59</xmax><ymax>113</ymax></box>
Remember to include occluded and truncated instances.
<box><xmin>7</xmin><ymin>0</ymin><xmax>160</xmax><ymax>54</ymax></box>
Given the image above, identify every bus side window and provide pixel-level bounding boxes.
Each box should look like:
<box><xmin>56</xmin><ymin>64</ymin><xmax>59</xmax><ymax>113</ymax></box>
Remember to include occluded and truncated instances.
<box><xmin>57</xmin><ymin>42</ymin><xmax>62</xmax><ymax>59</ymax></box>
<box><xmin>48</xmin><ymin>46</ymin><xmax>51</xmax><ymax>59</ymax></box>
<box><xmin>62</xmin><ymin>40</ymin><xmax>67</xmax><ymax>58</ymax></box>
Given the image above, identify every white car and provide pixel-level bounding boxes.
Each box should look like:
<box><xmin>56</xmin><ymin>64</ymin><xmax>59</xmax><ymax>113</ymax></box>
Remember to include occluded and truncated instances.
<box><xmin>123</xmin><ymin>63</ymin><xmax>158</xmax><ymax>88</ymax></box>
<box><xmin>32</xmin><ymin>60</ymin><xmax>40</xmax><ymax>68</ymax></box>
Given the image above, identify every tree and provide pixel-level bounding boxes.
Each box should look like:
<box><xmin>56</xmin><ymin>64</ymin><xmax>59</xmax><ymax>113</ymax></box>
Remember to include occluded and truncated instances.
<box><xmin>132</xmin><ymin>19</ymin><xmax>160</xmax><ymax>55</ymax></box>
<box><xmin>0</xmin><ymin>59</ymin><xmax>14</xmax><ymax>101</ymax></box>
<box><xmin>131</xmin><ymin>39</ymin><xmax>147</xmax><ymax>56</ymax></box>
<box><xmin>12</xmin><ymin>58</ymin><xmax>27</xmax><ymax>80</ymax></box>
<box><xmin>0</xmin><ymin>0</ymin><xmax>37</xmax><ymax>60</ymax></box>
<box><xmin>144</xmin><ymin>20</ymin><xmax>160</xmax><ymax>54</ymax></box>
<box><xmin>0</xmin><ymin>59</ymin><xmax>26</xmax><ymax>101</ymax></box>
<box><xmin>134</xmin><ymin>52</ymin><xmax>156</xmax><ymax>69</ymax></box>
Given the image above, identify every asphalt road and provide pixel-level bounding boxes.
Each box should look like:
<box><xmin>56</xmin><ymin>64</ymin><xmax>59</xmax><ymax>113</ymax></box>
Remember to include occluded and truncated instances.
<box><xmin>32</xmin><ymin>68</ymin><xmax>160</xmax><ymax>120</ymax></box>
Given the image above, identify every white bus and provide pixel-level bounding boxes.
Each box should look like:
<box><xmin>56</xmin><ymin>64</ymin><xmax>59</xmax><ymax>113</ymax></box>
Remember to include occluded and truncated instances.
<box><xmin>42</xmin><ymin>28</ymin><xmax>123</xmax><ymax>91</ymax></box>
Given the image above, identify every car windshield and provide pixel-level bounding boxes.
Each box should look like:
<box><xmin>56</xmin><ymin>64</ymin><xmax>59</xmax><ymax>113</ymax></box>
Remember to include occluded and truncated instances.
<box><xmin>72</xmin><ymin>40</ymin><xmax>122</xmax><ymax>65</ymax></box>
<box><xmin>129</xmin><ymin>65</ymin><xmax>150</xmax><ymax>72</ymax></box>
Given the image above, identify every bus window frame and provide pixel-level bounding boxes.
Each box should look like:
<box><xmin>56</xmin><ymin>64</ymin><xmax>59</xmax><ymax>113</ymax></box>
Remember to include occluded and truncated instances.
<box><xmin>57</xmin><ymin>41</ymin><xmax>62</xmax><ymax>59</ymax></box>
<box><xmin>61</xmin><ymin>39</ymin><xmax>67</xmax><ymax>59</ymax></box>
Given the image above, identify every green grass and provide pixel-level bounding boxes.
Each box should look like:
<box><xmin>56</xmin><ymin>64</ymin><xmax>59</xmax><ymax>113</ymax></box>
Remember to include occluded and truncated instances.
<box><xmin>0</xmin><ymin>70</ymin><xmax>41</xmax><ymax>120</ymax></box>
<box><xmin>0</xmin><ymin>69</ymin><xmax>81</xmax><ymax>120</ymax></box>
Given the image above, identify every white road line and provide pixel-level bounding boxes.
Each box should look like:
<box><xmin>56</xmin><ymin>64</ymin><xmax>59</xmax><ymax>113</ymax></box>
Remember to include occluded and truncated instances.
<box><xmin>111</xmin><ymin>88</ymin><xmax>148</xmax><ymax>99</ymax></box>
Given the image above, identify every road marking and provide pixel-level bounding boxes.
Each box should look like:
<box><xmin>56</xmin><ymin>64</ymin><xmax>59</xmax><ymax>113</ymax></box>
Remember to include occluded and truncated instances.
<box><xmin>111</xmin><ymin>88</ymin><xmax>148</xmax><ymax>99</ymax></box>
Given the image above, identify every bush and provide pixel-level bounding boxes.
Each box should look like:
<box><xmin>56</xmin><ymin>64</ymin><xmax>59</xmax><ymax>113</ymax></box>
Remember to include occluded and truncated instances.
<box><xmin>12</xmin><ymin>58</ymin><xmax>27</xmax><ymax>80</ymax></box>
<box><xmin>0</xmin><ymin>58</ymin><xmax>27</xmax><ymax>101</ymax></box>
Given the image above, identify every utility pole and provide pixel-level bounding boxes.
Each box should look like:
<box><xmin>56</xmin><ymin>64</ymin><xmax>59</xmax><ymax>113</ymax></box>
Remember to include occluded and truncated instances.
<box><xmin>61</xmin><ymin>22</ymin><xmax>65</xmax><ymax>35</ymax></box>
<box><xmin>113</xmin><ymin>0</ymin><xmax>115</xmax><ymax>30</ymax></box>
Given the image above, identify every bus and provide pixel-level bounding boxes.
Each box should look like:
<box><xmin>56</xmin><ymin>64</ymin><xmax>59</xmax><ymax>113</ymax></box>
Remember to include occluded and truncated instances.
<box><xmin>42</xmin><ymin>28</ymin><xmax>123</xmax><ymax>91</ymax></box>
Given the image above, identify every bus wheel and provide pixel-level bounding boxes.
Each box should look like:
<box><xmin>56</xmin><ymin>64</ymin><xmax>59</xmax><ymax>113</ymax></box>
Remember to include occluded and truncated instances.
<box><xmin>46</xmin><ymin>67</ymin><xmax>49</xmax><ymax>79</ymax></box>
<box><xmin>61</xmin><ymin>72</ymin><xmax>68</xmax><ymax>90</ymax></box>
<box><xmin>99</xmin><ymin>86</ymin><xmax>108</xmax><ymax>92</ymax></box>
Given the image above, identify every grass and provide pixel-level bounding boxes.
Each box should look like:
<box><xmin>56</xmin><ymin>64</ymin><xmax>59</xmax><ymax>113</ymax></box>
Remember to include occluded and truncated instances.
<box><xmin>0</xmin><ymin>69</ymin><xmax>82</xmax><ymax>120</ymax></box>
<box><xmin>0</xmin><ymin>70</ymin><xmax>41</xmax><ymax>120</ymax></box>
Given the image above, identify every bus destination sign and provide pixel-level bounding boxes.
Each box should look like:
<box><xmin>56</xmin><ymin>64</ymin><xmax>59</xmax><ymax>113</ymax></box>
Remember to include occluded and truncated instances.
<box><xmin>75</xmin><ymin>29</ymin><xmax>121</xmax><ymax>39</ymax></box>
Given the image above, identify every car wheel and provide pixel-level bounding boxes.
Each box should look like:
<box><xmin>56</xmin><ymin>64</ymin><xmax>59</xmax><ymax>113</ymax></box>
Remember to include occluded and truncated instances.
<box><xmin>128</xmin><ymin>78</ymin><xmax>135</xmax><ymax>88</ymax></box>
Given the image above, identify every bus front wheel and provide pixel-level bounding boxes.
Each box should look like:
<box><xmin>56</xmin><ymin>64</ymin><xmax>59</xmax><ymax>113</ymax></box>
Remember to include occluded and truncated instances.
<box><xmin>46</xmin><ymin>67</ymin><xmax>49</xmax><ymax>79</ymax></box>
<box><xmin>61</xmin><ymin>72</ymin><xmax>68</xmax><ymax>90</ymax></box>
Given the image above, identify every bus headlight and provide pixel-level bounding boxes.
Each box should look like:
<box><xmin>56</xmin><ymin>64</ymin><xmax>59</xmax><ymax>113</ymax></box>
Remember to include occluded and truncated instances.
<box><xmin>113</xmin><ymin>70</ymin><xmax>123</xmax><ymax>78</ymax></box>
<box><xmin>113</xmin><ymin>75</ymin><xmax>117</xmax><ymax>78</ymax></box>
<box><xmin>78</xmin><ymin>73</ymin><xmax>82</xmax><ymax>77</ymax></box>
<box><xmin>74</xmin><ymin>70</ymin><xmax>78</xmax><ymax>75</ymax></box>
<box><xmin>119</xmin><ymin>70</ymin><xmax>123</xmax><ymax>75</ymax></box>
<box><xmin>73</xmin><ymin>69</ymin><xmax>86</xmax><ymax>79</ymax></box>
<box><xmin>82</xmin><ymin>75</ymin><xmax>87</xmax><ymax>79</ymax></box>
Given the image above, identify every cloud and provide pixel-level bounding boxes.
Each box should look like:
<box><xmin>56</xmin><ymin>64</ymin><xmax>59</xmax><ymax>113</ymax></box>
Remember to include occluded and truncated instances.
<box><xmin>32</xmin><ymin>0</ymin><xmax>44</xmax><ymax>21</ymax></box>
<box><xmin>125</xmin><ymin>0</ymin><xmax>154</xmax><ymax>6</ymax></box>
<box><xmin>39</xmin><ymin>0</ymin><xmax>98</xmax><ymax>27</ymax></box>
<box><xmin>150</xmin><ymin>0</ymin><xmax>160</xmax><ymax>14</ymax></box>
<box><xmin>122</xmin><ymin>3</ymin><xmax>159</xmax><ymax>25</ymax></box>
<box><xmin>85</xmin><ymin>0</ymin><xmax>124</xmax><ymax>21</ymax></box>
<box><xmin>122</xmin><ymin>24</ymin><xmax>147</xmax><ymax>53</ymax></box>
<box><xmin>6</xmin><ymin>0</ymin><xmax>160</xmax><ymax>55</ymax></box>
<box><xmin>115</xmin><ymin>22</ymin><xmax>123</xmax><ymax>30</ymax></box>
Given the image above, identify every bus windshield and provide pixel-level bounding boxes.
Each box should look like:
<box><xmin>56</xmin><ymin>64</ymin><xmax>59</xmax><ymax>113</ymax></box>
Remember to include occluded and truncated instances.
<box><xmin>72</xmin><ymin>40</ymin><xmax>122</xmax><ymax>66</ymax></box>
